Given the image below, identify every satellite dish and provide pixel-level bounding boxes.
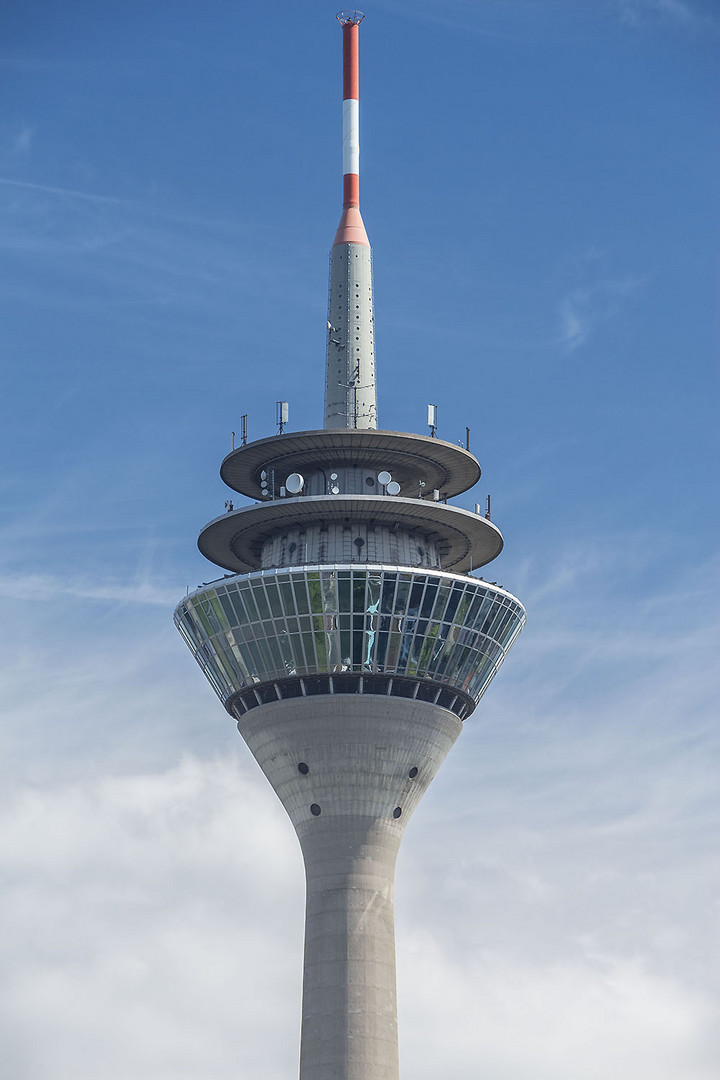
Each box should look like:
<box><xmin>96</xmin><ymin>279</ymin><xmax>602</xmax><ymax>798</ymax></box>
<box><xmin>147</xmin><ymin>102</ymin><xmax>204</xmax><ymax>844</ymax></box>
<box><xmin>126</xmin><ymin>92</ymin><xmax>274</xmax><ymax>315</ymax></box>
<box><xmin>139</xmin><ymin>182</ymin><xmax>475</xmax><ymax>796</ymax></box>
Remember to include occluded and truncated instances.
<box><xmin>260</xmin><ymin>470</ymin><xmax>267</xmax><ymax>480</ymax></box>
<box><xmin>330</xmin><ymin>484</ymin><xmax>340</xmax><ymax>495</ymax></box>
<box><xmin>377</xmin><ymin>470</ymin><xmax>392</xmax><ymax>486</ymax></box>
<box><xmin>330</xmin><ymin>472</ymin><xmax>338</xmax><ymax>481</ymax></box>
<box><xmin>386</xmin><ymin>480</ymin><xmax>401</xmax><ymax>496</ymax></box>
<box><xmin>285</xmin><ymin>472</ymin><xmax>304</xmax><ymax>495</ymax></box>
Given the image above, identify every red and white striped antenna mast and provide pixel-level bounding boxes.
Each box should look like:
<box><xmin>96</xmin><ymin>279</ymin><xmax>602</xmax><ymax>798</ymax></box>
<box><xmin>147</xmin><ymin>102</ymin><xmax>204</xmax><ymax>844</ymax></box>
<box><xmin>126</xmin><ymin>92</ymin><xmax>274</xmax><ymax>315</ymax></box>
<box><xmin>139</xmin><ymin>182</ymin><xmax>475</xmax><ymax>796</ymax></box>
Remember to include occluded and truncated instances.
<box><xmin>324</xmin><ymin>10</ymin><xmax>377</xmax><ymax>429</ymax></box>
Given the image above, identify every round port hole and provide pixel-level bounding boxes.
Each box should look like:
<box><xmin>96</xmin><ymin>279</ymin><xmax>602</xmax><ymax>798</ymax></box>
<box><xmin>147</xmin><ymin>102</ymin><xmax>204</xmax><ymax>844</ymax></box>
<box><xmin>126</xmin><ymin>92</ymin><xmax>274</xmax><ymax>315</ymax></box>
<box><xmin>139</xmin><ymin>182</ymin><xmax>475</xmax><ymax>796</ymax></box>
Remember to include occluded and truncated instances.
<box><xmin>310</xmin><ymin>804</ymin><xmax>321</xmax><ymax>816</ymax></box>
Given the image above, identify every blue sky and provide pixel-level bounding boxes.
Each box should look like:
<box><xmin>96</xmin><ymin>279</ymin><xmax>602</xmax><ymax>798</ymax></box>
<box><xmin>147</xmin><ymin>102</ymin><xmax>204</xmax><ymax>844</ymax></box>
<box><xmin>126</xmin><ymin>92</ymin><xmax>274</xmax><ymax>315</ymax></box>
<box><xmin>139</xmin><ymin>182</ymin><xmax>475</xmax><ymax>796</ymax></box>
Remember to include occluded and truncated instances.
<box><xmin>1</xmin><ymin>2</ymin><xmax>718</xmax><ymax>1078</ymax></box>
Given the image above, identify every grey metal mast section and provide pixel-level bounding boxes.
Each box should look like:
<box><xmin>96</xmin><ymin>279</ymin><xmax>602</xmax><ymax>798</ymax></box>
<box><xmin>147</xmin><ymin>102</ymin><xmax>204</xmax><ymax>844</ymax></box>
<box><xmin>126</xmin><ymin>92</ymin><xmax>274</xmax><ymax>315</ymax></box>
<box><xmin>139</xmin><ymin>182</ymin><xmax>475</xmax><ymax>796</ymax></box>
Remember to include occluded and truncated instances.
<box><xmin>324</xmin><ymin>11</ymin><xmax>377</xmax><ymax>430</ymax></box>
<box><xmin>175</xmin><ymin>12</ymin><xmax>526</xmax><ymax>1080</ymax></box>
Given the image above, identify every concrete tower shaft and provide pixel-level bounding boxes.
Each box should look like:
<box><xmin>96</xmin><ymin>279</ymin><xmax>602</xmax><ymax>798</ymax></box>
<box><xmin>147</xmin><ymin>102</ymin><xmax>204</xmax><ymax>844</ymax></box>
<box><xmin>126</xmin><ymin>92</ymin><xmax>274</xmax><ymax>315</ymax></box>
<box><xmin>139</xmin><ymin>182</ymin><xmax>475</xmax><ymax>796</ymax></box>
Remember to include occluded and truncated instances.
<box><xmin>237</xmin><ymin>695</ymin><xmax>461</xmax><ymax>1079</ymax></box>
<box><xmin>325</xmin><ymin>12</ymin><xmax>377</xmax><ymax>430</ymax></box>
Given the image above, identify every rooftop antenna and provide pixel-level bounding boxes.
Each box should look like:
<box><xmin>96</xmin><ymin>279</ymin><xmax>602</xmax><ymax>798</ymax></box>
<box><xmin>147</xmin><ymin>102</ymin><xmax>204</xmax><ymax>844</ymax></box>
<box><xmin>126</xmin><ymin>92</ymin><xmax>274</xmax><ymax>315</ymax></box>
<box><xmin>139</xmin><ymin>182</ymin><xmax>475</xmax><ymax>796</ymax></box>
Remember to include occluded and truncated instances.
<box><xmin>428</xmin><ymin>403</ymin><xmax>438</xmax><ymax>438</ymax></box>
<box><xmin>240</xmin><ymin>414</ymin><xmax>248</xmax><ymax>446</ymax></box>
<box><xmin>276</xmin><ymin>401</ymin><xmax>289</xmax><ymax>434</ymax></box>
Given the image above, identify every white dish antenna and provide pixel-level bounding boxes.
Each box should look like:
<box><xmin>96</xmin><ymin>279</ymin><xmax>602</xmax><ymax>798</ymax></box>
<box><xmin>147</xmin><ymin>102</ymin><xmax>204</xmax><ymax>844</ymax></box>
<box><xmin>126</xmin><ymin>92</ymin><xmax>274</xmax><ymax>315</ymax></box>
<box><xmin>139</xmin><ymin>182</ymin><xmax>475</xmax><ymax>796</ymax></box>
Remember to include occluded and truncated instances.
<box><xmin>377</xmin><ymin>470</ymin><xmax>392</xmax><ymax>486</ymax></box>
<box><xmin>285</xmin><ymin>472</ymin><xmax>304</xmax><ymax>495</ymax></box>
<box><xmin>386</xmin><ymin>480</ymin><xmax>401</xmax><ymax>496</ymax></box>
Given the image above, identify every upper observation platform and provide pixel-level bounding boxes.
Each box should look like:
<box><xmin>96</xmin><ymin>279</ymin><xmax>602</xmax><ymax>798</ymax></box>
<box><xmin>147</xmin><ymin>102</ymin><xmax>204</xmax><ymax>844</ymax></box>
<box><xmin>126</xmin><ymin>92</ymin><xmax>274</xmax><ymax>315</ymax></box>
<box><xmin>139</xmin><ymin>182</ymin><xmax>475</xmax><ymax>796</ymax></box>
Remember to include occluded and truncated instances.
<box><xmin>220</xmin><ymin>429</ymin><xmax>482</xmax><ymax>501</ymax></box>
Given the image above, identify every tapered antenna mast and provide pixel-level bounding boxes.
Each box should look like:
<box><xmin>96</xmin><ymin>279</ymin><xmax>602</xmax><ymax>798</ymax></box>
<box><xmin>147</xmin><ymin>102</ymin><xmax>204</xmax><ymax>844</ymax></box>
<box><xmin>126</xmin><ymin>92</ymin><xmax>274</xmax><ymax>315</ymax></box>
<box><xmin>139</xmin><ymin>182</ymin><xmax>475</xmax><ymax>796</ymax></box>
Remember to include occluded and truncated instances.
<box><xmin>324</xmin><ymin>11</ymin><xmax>377</xmax><ymax>430</ymax></box>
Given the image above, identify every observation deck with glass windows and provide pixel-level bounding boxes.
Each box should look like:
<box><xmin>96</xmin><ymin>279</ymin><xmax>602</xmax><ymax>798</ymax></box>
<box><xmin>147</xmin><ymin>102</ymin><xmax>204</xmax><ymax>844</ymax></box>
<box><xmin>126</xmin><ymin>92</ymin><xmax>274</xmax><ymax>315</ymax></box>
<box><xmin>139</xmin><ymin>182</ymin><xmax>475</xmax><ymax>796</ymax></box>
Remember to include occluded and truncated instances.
<box><xmin>175</xmin><ymin>564</ymin><xmax>525</xmax><ymax>723</ymax></box>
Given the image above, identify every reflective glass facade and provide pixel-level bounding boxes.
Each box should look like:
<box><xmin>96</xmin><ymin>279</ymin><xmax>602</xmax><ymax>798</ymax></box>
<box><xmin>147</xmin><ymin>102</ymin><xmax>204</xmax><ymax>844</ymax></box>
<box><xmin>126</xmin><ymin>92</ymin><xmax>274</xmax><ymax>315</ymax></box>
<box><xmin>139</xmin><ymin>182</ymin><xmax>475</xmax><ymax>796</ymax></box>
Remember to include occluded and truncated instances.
<box><xmin>175</xmin><ymin>565</ymin><xmax>525</xmax><ymax>714</ymax></box>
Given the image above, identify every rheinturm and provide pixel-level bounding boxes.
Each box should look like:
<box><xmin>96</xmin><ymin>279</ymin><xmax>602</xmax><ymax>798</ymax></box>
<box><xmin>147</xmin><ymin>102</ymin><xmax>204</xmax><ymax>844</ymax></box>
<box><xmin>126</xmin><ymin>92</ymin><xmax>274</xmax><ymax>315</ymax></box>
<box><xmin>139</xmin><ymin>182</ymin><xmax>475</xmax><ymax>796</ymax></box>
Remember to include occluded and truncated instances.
<box><xmin>174</xmin><ymin>11</ymin><xmax>526</xmax><ymax>1080</ymax></box>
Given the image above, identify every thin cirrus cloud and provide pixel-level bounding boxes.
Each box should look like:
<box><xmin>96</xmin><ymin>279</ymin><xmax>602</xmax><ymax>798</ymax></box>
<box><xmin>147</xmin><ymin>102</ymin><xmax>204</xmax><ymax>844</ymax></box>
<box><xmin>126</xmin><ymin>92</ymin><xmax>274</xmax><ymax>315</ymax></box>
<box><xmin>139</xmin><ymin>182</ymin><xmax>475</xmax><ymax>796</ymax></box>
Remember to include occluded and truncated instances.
<box><xmin>558</xmin><ymin>274</ymin><xmax>645</xmax><ymax>351</ymax></box>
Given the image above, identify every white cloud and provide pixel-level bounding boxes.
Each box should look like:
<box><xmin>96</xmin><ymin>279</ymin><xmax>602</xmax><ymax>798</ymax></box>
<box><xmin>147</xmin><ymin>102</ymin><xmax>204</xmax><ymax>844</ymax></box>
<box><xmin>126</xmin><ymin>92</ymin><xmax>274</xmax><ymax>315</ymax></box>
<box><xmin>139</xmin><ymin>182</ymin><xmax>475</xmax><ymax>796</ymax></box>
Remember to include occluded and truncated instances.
<box><xmin>0</xmin><ymin>535</ymin><xmax>717</xmax><ymax>1078</ymax></box>
<box><xmin>558</xmin><ymin>273</ymin><xmax>644</xmax><ymax>351</ymax></box>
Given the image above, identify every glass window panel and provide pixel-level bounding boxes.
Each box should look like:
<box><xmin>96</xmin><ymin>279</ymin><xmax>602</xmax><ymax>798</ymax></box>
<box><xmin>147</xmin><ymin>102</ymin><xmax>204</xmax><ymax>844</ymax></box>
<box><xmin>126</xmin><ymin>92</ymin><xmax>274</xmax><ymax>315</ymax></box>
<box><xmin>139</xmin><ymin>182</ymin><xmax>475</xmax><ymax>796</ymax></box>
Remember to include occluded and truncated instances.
<box><xmin>193</xmin><ymin>603</ymin><xmax>214</xmax><ymax>636</ymax></box>
<box><xmin>385</xmin><ymin>631</ymin><xmax>401</xmax><ymax>669</ymax></box>
<box><xmin>431</xmin><ymin>585</ymin><xmax>451</xmax><ymax>622</ymax></box>
<box><xmin>455</xmin><ymin>589</ymin><xmax>473</xmax><ymax>625</ymax></box>
<box><xmin>338</xmin><ymin>576</ymin><xmax>351</xmax><ymax>612</ymax></box>
<box><xmin>363</xmin><ymin>621</ymin><xmax>377</xmax><ymax>668</ymax></box>
<box><xmin>205</xmin><ymin>600</ymin><xmax>226</xmax><ymax>635</ymax></box>
<box><xmin>218</xmin><ymin>594</ymin><xmax>237</xmax><ymax>626</ymax></box>
<box><xmin>286</xmin><ymin>616</ymin><xmax>299</xmax><ymax>634</ymax></box>
<box><xmin>381</xmin><ymin>574</ymin><xmax>397</xmax><ymax>614</ymax></box>
<box><xmin>251</xmin><ymin>584</ymin><xmax>270</xmax><ymax>621</ymax></box>
<box><xmin>484</xmin><ymin>604</ymin><xmax>507</xmax><ymax>639</ymax></box>
<box><xmin>308</xmin><ymin>575</ymin><xmax>323</xmax><ymax>614</ymax></box>
<box><xmin>292</xmin><ymin>577</ymin><xmax>310</xmax><ymax>614</ymax></box>
<box><xmin>352</xmin><ymin>574</ymin><xmax>367</xmax><ymax>612</ymax></box>
<box><xmin>278</xmin><ymin>580</ymin><xmax>296</xmax><ymax>616</ymax></box>
<box><xmin>321</xmin><ymin>572</ymin><xmax>337</xmax><ymax>614</ymax></box>
<box><xmin>479</xmin><ymin>598</ymin><xmax>498</xmax><ymax>634</ymax></box>
<box><xmin>408</xmin><ymin>581</ymin><xmax>424</xmax><ymax>615</ymax></box>
<box><xmin>490</xmin><ymin>608</ymin><xmax>513</xmax><ymax>642</ymax></box>
<box><xmin>240</xmin><ymin>586</ymin><xmax>259</xmax><ymax>623</ymax></box>
<box><xmin>266</xmin><ymin>583</ymin><xmax>284</xmax><ymax>619</ymax></box>
<box><xmin>420</xmin><ymin>581</ymin><xmax>437</xmax><ymax>619</ymax></box>
<box><xmin>314</xmin><ymin>628</ymin><xmax>327</xmax><ymax>667</ymax></box>
<box><xmin>259</xmin><ymin>636</ymin><xmax>280</xmax><ymax>673</ymax></box>
<box><xmin>226</xmin><ymin>587</ymin><xmax>249</xmax><ymax>626</ymax></box>
<box><xmin>367</xmin><ymin>574</ymin><xmax>382</xmax><ymax>614</ymax></box>
<box><xmin>276</xmin><ymin>631</ymin><xmax>296</xmax><ymax>673</ymax></box>
<box><xmin>416</xmin><ymin>624</ymin><xmax>440</xmax><ymax>675</ymax></box>
<box><xmin>465</xmin><ymin>589</ymin><xmax>486</xmax><ymax>624</ymax></box>
<box><xmin>394</xmin><ymin>577</ymin><xmax>410</xmax><ymax>615</ymax></box>
<box><xmin>352</xmin><ymin>627</ymin><xmax>364</xmax><ymax>667</ymax></box>
<box><xmin>444</xmin><ymin>584</ymin><xmax>465</xmax><ymax>624</ymax></box>
<box><xmin>301</xmin><ymin>632</ymin><xmax>316</xmax><ymax>669</ymax></box>
<box><xmin>339</xmin><ymin>629</ymin><xmax>351</xmax><ymax>667</ymax></box>
<box><xmin>376</xmin><ymin>630</ymin><xmax>389</xmax><ymax>670</ymax></box>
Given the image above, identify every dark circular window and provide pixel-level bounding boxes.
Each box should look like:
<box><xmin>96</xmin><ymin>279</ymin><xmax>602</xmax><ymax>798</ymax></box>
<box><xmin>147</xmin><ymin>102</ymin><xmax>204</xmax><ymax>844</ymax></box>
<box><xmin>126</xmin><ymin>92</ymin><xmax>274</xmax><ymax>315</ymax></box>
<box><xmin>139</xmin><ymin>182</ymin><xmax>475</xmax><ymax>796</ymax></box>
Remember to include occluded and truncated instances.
<box><xmin>354</xmin><ymin>537</ymin><xmax>365</xmax><ymax>550</ymax></box>
<box><xmin>298</xmin><ymin>762</ymin><xmax>309</xmax><ymax>775</ymax></box>
<box><xmin>310</xmin><ymin>803</ymin><xmax>321</xmax><ymax>816</ymax></box>
<box><xmin>366</xmin><ymin>476</ymin><xmax>374</xmax><ymax>487</ymax></box>
<box><xmin>408</xmin><ymin>767</ymin><xmax>418</xmax><ymax>779</ymax></box>
<box><xmin>393</xmin><ymin>807</ymin><xmax>402</xmax><ymax>819</ymax></box>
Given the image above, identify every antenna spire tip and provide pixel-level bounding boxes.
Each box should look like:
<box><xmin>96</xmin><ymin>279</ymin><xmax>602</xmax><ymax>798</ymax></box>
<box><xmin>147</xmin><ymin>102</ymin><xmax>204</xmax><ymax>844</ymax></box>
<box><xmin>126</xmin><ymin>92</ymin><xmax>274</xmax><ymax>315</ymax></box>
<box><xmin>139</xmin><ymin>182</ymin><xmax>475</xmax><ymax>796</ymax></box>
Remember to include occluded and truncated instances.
<box><xmin>336</xmin><ymin>10</ymin><xmax>365</xmax><ymax>25</ymax></box>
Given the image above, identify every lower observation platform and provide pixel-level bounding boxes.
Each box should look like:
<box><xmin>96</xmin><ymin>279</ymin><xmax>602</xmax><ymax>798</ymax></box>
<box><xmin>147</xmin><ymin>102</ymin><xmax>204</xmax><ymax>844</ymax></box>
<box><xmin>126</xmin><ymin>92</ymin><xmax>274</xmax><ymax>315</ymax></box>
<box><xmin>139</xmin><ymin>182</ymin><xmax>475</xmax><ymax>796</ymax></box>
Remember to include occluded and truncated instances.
<box><xmin>175</xmin><ymin>564</ymin><xmax>526</xmax><ymax>722</ymax></box>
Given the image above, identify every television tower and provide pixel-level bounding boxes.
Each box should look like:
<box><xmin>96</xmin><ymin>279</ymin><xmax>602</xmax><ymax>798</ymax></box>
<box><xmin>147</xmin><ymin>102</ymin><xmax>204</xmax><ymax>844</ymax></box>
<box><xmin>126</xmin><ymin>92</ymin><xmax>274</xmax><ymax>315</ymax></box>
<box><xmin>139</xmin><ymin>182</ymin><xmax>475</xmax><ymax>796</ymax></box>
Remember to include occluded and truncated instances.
<box><xmin>175</xmin><ymin>11</ymin><xmax>525</xmax><ymax>1079</ymax></box>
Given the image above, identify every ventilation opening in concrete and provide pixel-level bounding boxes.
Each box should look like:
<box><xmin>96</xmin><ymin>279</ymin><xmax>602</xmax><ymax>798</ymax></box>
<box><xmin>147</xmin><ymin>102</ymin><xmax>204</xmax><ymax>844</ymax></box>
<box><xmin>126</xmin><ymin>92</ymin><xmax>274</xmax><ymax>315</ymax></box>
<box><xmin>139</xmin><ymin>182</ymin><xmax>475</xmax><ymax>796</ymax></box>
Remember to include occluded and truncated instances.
<box><xmin>258</xmin><ymin>684</ymin><xmax>279</xmax><ymax>704</ymax></box>
<box><xmin>333</xmin><ymin>675</ymin><xmax>361</xmax><ymax>694</ymax></box>
<box><xmin>393</xmin><ymin>807</ymin><xmax>402</xmax><ymax>819</ymax></box>
<box><xmin>412</xmin><ymin>683</ymin><xmax>439</xmax><ymax>706</ymax></box>
<box><xmin>303</xmin><ymin>675</ymin><xmax>331</xmax><ymax>696</ymax></box>
<box><xmin>278</xmin><ymin>680</ymin><xmax>303</xmax><ymax>699</ymax></box>
<box><xmin>362</xmin><ymin>675</ymin><xmax>390</xmax><ymax>695</ymax></box>
<box><xmin>408</xmin><ymin>767</ymin><xmax>418</xmax><ymax>779</ymax></box>
<box><xmin>310</xmin><ymin>804</ymin><xmax>322</xmax><ymax>816</ymax></box>
<box><xmin>298</xmin><ymin>762</ymin><xmax>309</xmax><ymax>775</ymax></box>
<box><xmin>437</xmin><ymin>688</ymin><xmax>458</xmax><ymax>711</ymax></box>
